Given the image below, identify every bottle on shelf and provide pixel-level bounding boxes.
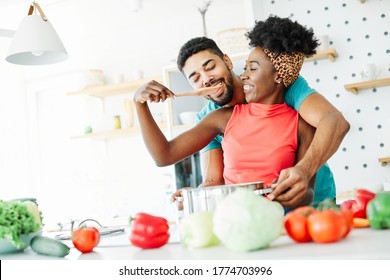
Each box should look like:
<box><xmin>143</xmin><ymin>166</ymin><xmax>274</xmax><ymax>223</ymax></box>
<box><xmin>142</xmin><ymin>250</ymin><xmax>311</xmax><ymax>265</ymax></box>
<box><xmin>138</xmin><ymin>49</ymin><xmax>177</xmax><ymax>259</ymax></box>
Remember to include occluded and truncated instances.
<box><xmin>114</xmin><ymin>115</ymin><xmax>122</xmax><ymax>129</ymax></box>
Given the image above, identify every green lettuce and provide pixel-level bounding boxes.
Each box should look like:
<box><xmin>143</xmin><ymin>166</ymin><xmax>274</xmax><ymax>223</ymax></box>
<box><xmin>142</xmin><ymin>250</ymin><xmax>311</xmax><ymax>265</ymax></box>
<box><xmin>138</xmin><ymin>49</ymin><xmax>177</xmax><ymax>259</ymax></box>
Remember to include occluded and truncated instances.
<box><xmin>0</xmin><ymin>200</ymin><xmax>42</xmax><ymax>249</ymax></box>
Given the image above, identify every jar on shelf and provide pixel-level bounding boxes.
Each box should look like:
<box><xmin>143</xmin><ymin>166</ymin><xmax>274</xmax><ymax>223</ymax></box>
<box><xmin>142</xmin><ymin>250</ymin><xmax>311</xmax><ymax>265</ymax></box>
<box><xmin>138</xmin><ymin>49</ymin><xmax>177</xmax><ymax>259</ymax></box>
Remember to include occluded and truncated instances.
<box><xmin>114</xmin><ymin>115</ymin><xmax>121</xmax><ymax>129</ymax></box>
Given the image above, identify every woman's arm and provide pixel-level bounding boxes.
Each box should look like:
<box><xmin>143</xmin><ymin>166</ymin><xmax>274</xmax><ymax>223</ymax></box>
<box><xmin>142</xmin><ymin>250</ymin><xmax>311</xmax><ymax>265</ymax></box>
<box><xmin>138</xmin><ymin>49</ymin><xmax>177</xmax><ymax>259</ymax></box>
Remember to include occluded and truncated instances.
<box><xmin>296</xmin><ymin>93</ymin><xmax>350</xmax><ymax>177</ymax></box>
<box><xmin>134</xmin><ymin>81</ymin><xmax>228</xmax><ymax>167</ymax></box>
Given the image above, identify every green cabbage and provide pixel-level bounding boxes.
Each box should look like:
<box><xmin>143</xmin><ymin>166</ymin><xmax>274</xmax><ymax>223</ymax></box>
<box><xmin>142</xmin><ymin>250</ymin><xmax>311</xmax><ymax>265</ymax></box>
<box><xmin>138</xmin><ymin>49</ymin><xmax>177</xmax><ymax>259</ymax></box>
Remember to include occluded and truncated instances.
<box><xmin>0</xmin><ymin>200</ymin><xmax>42</xmax><ymax>249</ymax></box>
<box><xmin>179</xmin><ymin>211</ymin><xmax>220</xmax><ymax>248</ymax></box>
<box><xmin>213</xmin><ymin>189</ymin><xmax>284</xmax><ymax>252</ymax></box>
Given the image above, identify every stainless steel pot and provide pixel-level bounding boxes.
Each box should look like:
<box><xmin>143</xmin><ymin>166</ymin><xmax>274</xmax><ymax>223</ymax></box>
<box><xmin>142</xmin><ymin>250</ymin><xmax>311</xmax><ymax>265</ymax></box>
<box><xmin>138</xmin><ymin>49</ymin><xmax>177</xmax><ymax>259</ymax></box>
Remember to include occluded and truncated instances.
<box><xmin>179</xmin><ymin>181</ymin><xmax>270</xmax><ymax>217</ymax></box>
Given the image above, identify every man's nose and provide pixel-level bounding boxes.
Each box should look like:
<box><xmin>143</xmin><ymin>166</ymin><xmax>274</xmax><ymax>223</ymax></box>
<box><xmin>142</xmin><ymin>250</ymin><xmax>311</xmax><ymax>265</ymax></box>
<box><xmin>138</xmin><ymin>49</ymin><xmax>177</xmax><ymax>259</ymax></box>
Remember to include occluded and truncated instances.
<box><xmin>201</xmin><ymin>73</ymin><xmax>213</xmax><ymax>87</ymax></box>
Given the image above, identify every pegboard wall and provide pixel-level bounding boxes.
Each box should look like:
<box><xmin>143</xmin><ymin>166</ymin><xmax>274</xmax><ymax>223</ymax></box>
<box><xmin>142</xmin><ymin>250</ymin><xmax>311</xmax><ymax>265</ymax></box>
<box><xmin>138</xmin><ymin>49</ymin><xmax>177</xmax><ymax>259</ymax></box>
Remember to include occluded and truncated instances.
<box><xmin>258</xmin><ymin>0</ymin><xmax>390</xmax><ymax>193</ymax></box>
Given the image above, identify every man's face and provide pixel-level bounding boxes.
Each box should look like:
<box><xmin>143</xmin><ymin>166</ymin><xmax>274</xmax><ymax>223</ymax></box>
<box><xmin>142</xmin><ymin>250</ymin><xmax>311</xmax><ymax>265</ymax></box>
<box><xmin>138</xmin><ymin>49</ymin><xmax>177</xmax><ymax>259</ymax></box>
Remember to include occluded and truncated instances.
<box><xmin>182</xmin><ymin>50</ymin><xmax>234</xmax><ymax>106</ymax></box>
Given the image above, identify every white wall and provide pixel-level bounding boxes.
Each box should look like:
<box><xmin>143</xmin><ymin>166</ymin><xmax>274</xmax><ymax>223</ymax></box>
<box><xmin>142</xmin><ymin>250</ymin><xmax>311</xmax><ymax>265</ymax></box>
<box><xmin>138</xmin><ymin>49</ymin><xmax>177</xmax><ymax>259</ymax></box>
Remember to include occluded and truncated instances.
<box><xmin>1</xmin><ymin>0</ymin><xmax>389</xmax><ymax>228</ymax></box>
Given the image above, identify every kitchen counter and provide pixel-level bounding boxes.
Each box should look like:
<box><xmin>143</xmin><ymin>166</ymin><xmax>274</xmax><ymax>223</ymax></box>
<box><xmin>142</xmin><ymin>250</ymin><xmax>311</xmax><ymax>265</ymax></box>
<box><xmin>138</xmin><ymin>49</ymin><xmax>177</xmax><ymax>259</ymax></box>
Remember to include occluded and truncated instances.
<box><xmin>1</xmin><ymin>227</ymin><xmax>389</xmax><ymax>260</ymax></box>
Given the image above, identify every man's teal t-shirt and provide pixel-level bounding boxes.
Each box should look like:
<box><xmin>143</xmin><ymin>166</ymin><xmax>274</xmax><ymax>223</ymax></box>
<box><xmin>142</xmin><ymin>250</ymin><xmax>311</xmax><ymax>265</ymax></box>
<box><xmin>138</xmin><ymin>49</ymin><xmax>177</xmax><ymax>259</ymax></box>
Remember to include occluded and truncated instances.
<box><xmin>195</xmin><ymin>76</ymin><xmax>336</xmax><ymax>203</ymax></box>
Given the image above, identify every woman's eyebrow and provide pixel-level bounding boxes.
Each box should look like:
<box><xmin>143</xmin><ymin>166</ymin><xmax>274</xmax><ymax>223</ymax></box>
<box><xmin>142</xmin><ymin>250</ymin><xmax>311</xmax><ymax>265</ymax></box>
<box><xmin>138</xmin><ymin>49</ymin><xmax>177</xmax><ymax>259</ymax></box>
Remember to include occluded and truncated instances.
<box><xmin>248</xmin><ymin>60</ymin><xmax>260</xmax><ymax>65</ymax></box>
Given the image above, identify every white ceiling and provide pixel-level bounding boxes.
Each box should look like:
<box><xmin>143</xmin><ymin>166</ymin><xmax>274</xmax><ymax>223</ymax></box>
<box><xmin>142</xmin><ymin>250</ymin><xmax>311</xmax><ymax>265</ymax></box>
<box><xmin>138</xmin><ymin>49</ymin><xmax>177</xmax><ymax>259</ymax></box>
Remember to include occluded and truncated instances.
<box><xmin>0</xmin><ymin>0</ymin><xmax>30</xmax><ymax>7</ymax></box>
<box><xmin>0</xmin><ymin>0</ymin><xmax>68</xmax><ymax>8</ymax></box>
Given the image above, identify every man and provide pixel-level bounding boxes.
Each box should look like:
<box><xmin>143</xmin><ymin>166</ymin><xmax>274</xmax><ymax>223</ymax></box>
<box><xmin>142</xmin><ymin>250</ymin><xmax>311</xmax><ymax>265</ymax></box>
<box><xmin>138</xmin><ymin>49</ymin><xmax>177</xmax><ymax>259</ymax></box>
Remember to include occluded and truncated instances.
<box><xmin>139</xmin><ymin>37</ymin><xmax>349</xmax><ymax>207</ymax></box>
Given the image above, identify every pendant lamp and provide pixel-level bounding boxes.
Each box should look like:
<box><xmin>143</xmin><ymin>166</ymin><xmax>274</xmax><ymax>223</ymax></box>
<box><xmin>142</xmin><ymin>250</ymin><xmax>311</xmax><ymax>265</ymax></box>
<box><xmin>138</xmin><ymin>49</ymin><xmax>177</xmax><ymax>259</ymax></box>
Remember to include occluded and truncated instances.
<box><xmin>6</xmin><ymin>1</ymin><xmax>68</xmax><ymax>65</ymax></box>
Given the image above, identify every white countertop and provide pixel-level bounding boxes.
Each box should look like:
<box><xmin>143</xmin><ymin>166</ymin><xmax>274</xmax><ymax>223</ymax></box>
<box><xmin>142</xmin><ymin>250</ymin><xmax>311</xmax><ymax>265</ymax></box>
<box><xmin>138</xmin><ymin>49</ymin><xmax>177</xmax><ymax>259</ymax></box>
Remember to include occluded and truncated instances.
<box><xmin>1</xmin><ymin>227</ymin><xmax>390</xmax><ymax>260</ymax></box>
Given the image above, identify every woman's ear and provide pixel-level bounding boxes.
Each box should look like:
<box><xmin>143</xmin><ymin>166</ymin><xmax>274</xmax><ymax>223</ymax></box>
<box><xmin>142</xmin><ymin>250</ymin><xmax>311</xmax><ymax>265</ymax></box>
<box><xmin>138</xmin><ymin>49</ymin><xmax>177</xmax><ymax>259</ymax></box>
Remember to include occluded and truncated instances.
<box><xmin>275</xmin><ymin>75</ymin><xmax>282</xmax><ymax>84</ymax></box>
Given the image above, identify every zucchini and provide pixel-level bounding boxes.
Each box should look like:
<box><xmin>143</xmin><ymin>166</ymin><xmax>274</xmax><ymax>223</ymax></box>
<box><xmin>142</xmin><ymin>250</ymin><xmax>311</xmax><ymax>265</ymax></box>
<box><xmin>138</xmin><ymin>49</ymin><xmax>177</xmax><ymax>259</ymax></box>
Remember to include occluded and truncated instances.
<box><xmin>30</xmin><ymin>235</ymin><xmax>70</xmax><ymax>257</ymax></box>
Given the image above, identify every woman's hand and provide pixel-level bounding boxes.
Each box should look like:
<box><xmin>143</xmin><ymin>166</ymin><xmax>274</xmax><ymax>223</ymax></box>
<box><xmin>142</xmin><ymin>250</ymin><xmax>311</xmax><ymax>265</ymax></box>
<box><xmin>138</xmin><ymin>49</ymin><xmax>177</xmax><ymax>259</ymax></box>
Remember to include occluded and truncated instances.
<box><xmin>134</xmin><ymin>80</ymin><xmax>175</xmax><ymax>103</ymax></box>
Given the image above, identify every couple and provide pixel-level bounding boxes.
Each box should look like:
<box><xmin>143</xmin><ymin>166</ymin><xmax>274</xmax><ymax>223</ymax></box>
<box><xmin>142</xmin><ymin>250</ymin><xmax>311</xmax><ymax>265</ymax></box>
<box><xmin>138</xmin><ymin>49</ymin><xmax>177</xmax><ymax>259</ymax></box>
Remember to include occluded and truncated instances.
<box><xmin>134</xmin><ymin>15</ymin><xmax>350</xmax><ymax>209</ymax></box>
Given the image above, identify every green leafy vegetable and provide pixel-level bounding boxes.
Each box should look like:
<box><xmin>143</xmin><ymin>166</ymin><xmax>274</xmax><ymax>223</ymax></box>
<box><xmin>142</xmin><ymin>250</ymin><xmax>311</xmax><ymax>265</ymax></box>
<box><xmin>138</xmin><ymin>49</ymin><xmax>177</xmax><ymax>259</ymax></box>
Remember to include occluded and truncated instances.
<box><xmin>213</xmin><ymin>189</ymin><xmax>284</xmax><ymax>252</ymax></box>
<box><xmin>0</xmin><ymin>200</ymin><xmax>42</xmax><ymax>249</ymax></box>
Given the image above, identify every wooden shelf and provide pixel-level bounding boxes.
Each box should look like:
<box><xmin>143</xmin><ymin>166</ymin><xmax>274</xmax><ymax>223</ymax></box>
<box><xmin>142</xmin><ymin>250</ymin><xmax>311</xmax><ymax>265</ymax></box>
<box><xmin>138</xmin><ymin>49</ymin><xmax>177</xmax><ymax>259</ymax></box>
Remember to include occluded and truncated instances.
<box><xmin>305</xmin><ymin>49</ymin><xmax>338</xmax><ymax>62</ymax></box>
<box><xmin>71</xmin><ymin>123</ymin><xmax>166</xmax><ymax>140</ymax></box>
<box><xmin>67</xmin><ymin>76</ymin><xmax>162</xmax><ymax>98</ymax></box>
<box><xmin>379</xmin><ymin>157</ymin><xmax>390</xmax><ymax>166</ymax></box>
<box><xmin>344</xmin><ymin>77</ymin><xmax>390</xmax><ymax>94</ymax></box>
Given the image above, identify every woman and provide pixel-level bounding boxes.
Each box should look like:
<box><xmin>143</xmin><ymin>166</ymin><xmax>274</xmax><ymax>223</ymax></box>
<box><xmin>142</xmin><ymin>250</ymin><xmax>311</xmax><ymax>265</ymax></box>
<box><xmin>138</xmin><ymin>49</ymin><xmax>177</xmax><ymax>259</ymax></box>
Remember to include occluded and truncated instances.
<box><xmin>134</xmin><ymin>15</ymin><xmax>318</xmax><ymax>208</ymax></box>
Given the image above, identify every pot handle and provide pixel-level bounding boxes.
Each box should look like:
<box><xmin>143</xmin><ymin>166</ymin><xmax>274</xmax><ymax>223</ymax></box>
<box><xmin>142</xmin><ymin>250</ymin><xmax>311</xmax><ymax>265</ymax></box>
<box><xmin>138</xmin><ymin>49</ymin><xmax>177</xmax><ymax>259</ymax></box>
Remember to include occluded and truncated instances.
<box><xmin>253</xmin><ymin>187</ymin><xmax>273</xmax><ymax>196</ymax></box>
<box><xmin>175</xmin><ymin>197</ymin><xmax>185</xmax><ymax>219</ymax></box>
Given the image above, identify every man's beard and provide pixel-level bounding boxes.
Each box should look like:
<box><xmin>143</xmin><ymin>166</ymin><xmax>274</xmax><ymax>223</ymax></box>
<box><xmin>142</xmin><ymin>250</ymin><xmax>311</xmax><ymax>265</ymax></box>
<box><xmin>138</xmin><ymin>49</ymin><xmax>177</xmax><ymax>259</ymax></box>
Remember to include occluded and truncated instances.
<box><xmin>209</xmin><ymin>74</ymin><xmax>234</xmax><ymax>107</ymax></box>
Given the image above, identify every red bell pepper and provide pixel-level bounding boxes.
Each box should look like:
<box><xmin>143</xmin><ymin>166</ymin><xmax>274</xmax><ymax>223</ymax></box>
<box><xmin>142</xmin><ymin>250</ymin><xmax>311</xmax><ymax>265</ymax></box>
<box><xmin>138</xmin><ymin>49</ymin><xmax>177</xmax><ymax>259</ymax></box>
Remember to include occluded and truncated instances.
<box><xmin>340</xmin><ymin>189</ymin><xmax>376</xmax><ymax>219</ymax></box>
<box><xmin>130</xmin><ymin>212</ymin><xmax>170</xmax><ymax>249</ymax></box>
<box><xmin>353</xmin><ymin>189</ymin><xmax>376</xmax><ymax>218</ymax></box>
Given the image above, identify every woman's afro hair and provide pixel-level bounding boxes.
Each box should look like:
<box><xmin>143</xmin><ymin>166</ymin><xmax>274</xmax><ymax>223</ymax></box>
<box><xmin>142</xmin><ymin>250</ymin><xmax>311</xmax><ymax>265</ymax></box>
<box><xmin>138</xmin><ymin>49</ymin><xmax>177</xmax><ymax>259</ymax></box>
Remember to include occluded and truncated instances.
<box><xmin>246</xmin><ymin>15</ymin><xmax>319</xmax><ymax>57</ymax></box>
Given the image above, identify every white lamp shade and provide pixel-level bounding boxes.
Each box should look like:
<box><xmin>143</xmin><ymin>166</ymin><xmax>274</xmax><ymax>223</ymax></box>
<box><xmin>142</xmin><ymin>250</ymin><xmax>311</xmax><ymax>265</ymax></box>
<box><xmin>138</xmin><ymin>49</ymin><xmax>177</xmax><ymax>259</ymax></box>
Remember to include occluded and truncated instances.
<box><xmin>6</xmin><ymin>15</ymin><xmax>68</xmax><ymax>65</ymax></box>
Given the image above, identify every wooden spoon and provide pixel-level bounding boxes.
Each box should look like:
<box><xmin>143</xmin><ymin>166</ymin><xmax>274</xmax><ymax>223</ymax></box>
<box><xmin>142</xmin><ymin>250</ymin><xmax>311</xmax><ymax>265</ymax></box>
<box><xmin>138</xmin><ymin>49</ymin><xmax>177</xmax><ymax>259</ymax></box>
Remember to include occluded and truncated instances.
<box><xmin>175</xmin><ymin>83</ymin><xmax>222</xmax><ymax>97</ymax></box>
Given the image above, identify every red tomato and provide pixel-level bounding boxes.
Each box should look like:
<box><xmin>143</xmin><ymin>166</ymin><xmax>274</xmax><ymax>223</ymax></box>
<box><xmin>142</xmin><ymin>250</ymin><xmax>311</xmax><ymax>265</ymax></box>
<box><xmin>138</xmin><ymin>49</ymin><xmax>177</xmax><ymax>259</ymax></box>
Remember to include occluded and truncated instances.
<box><xmin>284</xmin><ymin>206</ymin><xmax>316</xmax><ymax>243</ymax></box>
<box><xmin>340</xmin><ymin>207</ymin><xmax>353</xmax><ymax>237</ymax></box>
<box><xmin>340</xmin><ymin>199</ymin><xmax>355</xmax><ymax>210</ymax></box>
<box><xmin>72</xmin><ymin>227</ymin><xmax>100</xmax><ymax>253</ymax></box>
<box><xmin>307</xmin><ymin>209</ymin><xmax>347</xmax><ymax>243</ymax></box>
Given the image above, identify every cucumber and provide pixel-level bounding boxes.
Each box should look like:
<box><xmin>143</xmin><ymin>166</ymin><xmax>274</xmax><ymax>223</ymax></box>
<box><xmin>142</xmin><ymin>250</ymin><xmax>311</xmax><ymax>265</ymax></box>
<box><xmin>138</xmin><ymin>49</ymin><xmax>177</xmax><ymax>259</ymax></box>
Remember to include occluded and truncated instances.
<box><xmin>30</xmin><ymin>235</ymin><xmax>70</xmax><ymax>257</ymax></box>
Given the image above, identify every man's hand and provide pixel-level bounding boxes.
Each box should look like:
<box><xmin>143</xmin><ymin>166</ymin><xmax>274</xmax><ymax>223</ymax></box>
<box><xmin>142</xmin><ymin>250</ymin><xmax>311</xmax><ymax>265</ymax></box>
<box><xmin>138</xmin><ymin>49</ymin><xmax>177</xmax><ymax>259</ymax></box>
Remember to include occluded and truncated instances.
<box><xmin>170</xmin><ymin>187</ymin><xmax>195</xmax><ymax>211</ymax></box>
<box><xmin>268</xmin><ymin>165</ymin><xmax>311</xmax><ymax>208</ymax></box>
<box><xmin>170</xmin><ymin>189</ymin><xmax>184</xmax><ymax>210</ymax></box>
<box><xmin>133</xmin><ymin>80</ymin><xmax>174</xmax><ymax>103</ymax></box>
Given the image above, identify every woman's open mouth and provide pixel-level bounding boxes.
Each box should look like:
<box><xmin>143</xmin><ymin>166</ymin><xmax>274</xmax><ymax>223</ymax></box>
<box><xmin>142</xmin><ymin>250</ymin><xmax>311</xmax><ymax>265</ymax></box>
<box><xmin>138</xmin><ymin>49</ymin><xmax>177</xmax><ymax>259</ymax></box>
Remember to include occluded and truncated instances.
<box><xmin>243</xmin><ymin>84</ymin><xmax>254</xmax><ymax>94</ymax></box>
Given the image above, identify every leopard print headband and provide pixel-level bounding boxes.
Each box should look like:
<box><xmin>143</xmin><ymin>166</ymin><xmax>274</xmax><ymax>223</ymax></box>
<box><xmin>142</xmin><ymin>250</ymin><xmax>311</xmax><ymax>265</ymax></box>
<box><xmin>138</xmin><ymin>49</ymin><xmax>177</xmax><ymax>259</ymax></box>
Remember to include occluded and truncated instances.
<box><xmin>263</xmin><ymin>48</ymin><xmax>305</xmax><ymax>87</ymax></box>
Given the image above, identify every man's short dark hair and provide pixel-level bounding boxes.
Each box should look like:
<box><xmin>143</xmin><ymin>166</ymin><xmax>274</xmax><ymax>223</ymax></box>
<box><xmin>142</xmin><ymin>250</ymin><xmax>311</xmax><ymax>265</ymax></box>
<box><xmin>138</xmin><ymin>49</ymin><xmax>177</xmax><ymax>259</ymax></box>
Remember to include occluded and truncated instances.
<box><xmin>177</xmin><ymin>37</ymin><xmax>224</xmax><ymax>72</ymax></box>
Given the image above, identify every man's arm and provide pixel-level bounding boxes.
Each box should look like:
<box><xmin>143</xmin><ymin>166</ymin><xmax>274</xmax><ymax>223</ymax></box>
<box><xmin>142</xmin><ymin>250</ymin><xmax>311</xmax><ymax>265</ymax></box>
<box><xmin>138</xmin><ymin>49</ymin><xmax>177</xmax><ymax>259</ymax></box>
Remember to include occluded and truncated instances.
<box><xmin>296</xmin><ymin>93</ymin><xmax>350</xmax><ymax>176</ymax></box>
<box><xmin>199</xmin><ymin>148</ymin><xmax>225</xmax><ymax>187</ymax></box>
<box><xmin>269</xmin><ymin>93</ymin><xmax>350</xmax><ymax>201</ymax></box>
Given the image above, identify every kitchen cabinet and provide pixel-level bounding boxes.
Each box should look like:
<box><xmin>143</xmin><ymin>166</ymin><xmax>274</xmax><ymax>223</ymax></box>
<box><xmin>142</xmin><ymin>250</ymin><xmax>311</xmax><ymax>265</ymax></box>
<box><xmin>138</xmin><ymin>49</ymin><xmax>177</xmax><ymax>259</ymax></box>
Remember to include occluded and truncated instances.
<box><xmin>344</xmin><ymin>77</ymin><xmax>390</xmax><ymax>94</ymax></box>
